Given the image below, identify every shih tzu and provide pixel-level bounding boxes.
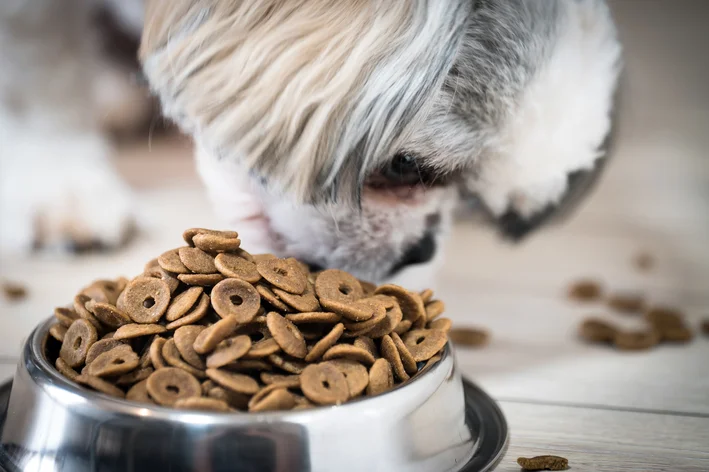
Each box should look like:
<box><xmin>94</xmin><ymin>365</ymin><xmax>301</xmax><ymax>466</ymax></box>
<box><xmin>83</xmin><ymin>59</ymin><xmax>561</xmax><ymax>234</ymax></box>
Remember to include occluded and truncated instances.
<box><xmin>1</xmin><ymin>0</ymin><xmax>621</xmax><ymax>289</ymax></box>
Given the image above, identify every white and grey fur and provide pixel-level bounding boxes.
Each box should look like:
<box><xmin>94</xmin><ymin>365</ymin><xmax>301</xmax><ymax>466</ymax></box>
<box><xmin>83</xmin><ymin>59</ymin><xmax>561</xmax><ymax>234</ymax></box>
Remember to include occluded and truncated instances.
<box><xmin>2</xmin><ymin>0</ymin><xmax>621</xmax><ymax>290</ymax></box>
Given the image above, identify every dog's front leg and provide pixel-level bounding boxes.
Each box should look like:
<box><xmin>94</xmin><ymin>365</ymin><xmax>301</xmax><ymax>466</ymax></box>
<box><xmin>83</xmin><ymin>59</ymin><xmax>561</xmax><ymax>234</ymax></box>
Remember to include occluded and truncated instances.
<box><xmin>0</xmin><ymin>1</ymin><xmax>136</xmax><ymax>254</ymax></box>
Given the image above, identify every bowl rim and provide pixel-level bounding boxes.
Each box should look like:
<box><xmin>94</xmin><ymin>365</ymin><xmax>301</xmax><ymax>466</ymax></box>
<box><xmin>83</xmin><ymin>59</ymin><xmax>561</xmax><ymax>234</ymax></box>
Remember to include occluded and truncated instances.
<box><xmin>27</xmin><ymin>316</ymin><xmax>453</xmax><ymax>424</ymax></box>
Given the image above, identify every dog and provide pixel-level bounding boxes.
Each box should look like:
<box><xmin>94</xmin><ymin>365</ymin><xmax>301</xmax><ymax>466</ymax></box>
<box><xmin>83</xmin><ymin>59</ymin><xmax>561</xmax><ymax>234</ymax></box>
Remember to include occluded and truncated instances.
<box><xmin>2</xmin><ymin>0</ymin><xmax>621</xmax><ymax>290</ymax></box>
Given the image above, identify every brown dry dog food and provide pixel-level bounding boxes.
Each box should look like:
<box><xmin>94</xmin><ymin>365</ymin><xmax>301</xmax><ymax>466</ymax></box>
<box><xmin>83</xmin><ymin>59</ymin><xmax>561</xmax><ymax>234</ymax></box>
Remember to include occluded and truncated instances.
<box><xmin>449</xmin><ymin>327</ymin><xmax>490</xmax><ymax>347</ymax></box>
<box><xmin>702</xmin><ymin>319</ymin><xmax>709</xmax><ymax>336</ymax></box>
<box><xmin>607</xmin><ymin>292</ymin><xmax>645</xmax><ymax>314</ymax></box>
<box><xmin>613</xmin><ymin>330</ymin><xmax>660</xmax><ymax>351</ymax></box>
<box><xmin>517</xmin><ymin>455</ymin><xmax>569</xmax><ymax>471</ymax></box>
<box><xmin>567</xmin><ymin>280</ymin><xmax>602</xmax><ymax>302</ymax></box>
<box><xmin>579</xmin><ymin>318</ymin><xmax>617</xmax><ymax>343</ymax></box>
<box><xmin>45</xmin><ymin>227</ymin><xmax>450</xmax><ymax>412</ymax></box>
<box><xmin>645</xmin><ymin>307</ymin><xmax>694</xmax><ymax>343</ymax></box>
<box><xmin>2</xmin><ymin>280</ymin><xmax>28</xmax><ymax>301</ymax></box>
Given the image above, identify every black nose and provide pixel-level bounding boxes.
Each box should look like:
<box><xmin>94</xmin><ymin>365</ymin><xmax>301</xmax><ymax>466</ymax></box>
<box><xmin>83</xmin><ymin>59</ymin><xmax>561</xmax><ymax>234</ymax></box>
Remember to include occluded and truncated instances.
<box><xmin>389</xmin><ymin>233</ymin><xmax>437</xmax><ymax>276</ymax></box>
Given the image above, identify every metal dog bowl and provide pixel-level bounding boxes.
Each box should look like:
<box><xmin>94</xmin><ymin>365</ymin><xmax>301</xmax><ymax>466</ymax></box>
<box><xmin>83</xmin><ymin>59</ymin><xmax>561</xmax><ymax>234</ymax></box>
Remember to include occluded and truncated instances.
<box><xmin>0</xmin><ymin>317</ymin><xmax>507</xmax><ymax>472</ymax></box>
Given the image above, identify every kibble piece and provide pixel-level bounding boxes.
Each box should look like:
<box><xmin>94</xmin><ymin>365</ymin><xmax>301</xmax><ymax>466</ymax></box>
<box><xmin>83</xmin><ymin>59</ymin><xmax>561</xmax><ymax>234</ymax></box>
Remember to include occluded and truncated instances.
<box><xmin>401</xmin><ymin>329</ymin><xmax>448</xmax><ymax>362</ymax></box>
<box><xmin>2</xmin><ymin>280</ymin><xmax>27</xmax><ymax>301</ymax></box>
<box><xmin>449</xmin><ymin>327</ymin><xmax>489</xmax><ymax>347</ymax></box>
<box><xmin>391</xmin><ymin>332</ymin><xmax>417</xmax><ymax>375</ymax></box>
<box><xmin>85</xmin><ymin>300</ymin><xmax>131</xmax><ymax>328</ymax></box>
<box><xmin>305</xmin><ymin>323</ymin><xmax>344</xmax><ymax>362</ymax></box>
<box><xmin>614</xmin><ymin>330</ymin><xmax>660</xmax><ymax>351</ymax></box>
<box><xmin>353</xmin><ymin>336</ymin><xmax>379</xmax><ymax>359</ymax></box>
<box><xmin>177</xmin><ymin>273</ymin><xmax>225</xmax><ymax>286</ymax></box>
<box><xmin>54</xmin><ymin>307</ymin><xmax>80</xmax><ymax>328</ymax></box>
<box><xmin>165</xmin><ymin>287</ymin><xmax>203</xmax><ymax>322</ymax></box>
<box><xmin>86</xmin><ymin>344</ymin><xmax>140</xmax><ymax>377</ymax></box>
<box><xmin>260</xmin><ymin>372</ymin><xmax>300</xmax><ymax>385</ymax></box>
<box><xmin>162</xmin><ymin>338</ymin><xmax>206</xmax><ymax>378</ymax></box>
<box><xmin>144</xmin><ymin>267</ymin><xmax>180</xmax><ymax>294</ymax></box>
<box><xmin>568</xmin><ymin>279</ymin><xmax>603</xmax><ymax>302</ymax></box>
<box><xmin>645</xmin><ymin>306</ymin><xmax>693</xmax><ymax>342</ymax></box>
<box><xmin>243</xmin><ymin>337</ymin><xmax>281</xmax><ymax>359</ymax></box>
<box><xmin>249</xmin><ymin>388</ymin><xmax>296</xmax><ymax>412</ymax></box>
<box><xmin>211</xmin><ymin>278</ymin><xmax>261</xmax><ymax>322</ymax></box>
<box><xmin>55</xmin><ymin>357</ymin><xmax>80</xmax><ymax>381</ymax></box>
<box><xmin>578</xmin><ymin>318</ymin><xmax>616</xmax><ymax>343</ymax></box>
<box><xmin>165</xmin><ymin>293</ymin><xmax>210</xmax><ymax>330</ymax></box>
<box><xmin>126</xmin><ymin>379</ymin><xmax>153</xmax><ymax>403</ymax></box>
<box><xmin>206</xmin><ymin>368</ymin><xmax>260</xmax><ymax>395</ymax></box>
<box><xmin>175</xmin><ymin>397</ymin><xmax>232</xmax><ymax>412</ymax></box>
<box><xmin>157</xmin><ymin>248</ymin><xmax>190</xmax><ymax>274</ymax></box>
<box><xmin>286</xmin><ymin>312</ymin><xmax>342</xmax><ymax>324</ymax></box>
<box><xmin>419</xmin><ymin>288</ymin><xmax>434</xmax><ymax>304</ymax></box>
<box><xmin>192</xmin><ymin>233</ymin><xmax>241</xmax><ymax>253</ymax></box>
<box><xmin>633</xmin><ymin>252</ymin><xmax>655</xmax><ymax>272</ymax></box>
<box><xmin>367</xmin><ymin>358</ymin><xmax>394</xmax><ymax>396</ymax></box>
<box><xmin>428</xmin><ymin>317</ymin><xmax>452</xmax><ymax>332</ymax></box>
<box><xmin>380</xmin><ymin>335</ymin><xmax>409</xmax><ymax>381</ymax></box>
<box><xmin>325</xmin><ymin>359</ymin><xmax>369</xmax><ymax>398</ymax></box>
<box><xmin>256</xmin><ymin>284</ymin><xmax>291</xmax><ymax>312</ymax></box>
<box><xmin>256</xmin><ymin>258</ymin><xmax>307</xmax><ymax>295</ymax></box>
<box><xmin>342</xmin><ymin>304</ymin><xmax>388</xmax><ymax>335</ymax></box>
<box><xmin>150</xmin><ymin>337</ymin><xmax>167</xmax><ymax>369</ymax></box>
<box><xmin>206</xmin><ymin>335</ymin><xmax>252</xmax><ymax>368</ymax></box>
<box><xmin>607</xmin><ymin>292</ymin><xmax>645</xmax><ymax>314</ymax></box>
<box><xmin>268</xmin><ymin>353</ymin><xmax>307</xmax><ymax>374</ymax></box>
<box><xmin>425</xmin><ymin>300</ymin><xmax>445</xmax><ymax>321</ymax></box>
<box><xmin>365</xmin><ymin>296</ymin><xmax>403</xmax><ymax>338</ymax></box>
<box><xmin>49</xmin><ymin>324</ymin><xmax>68</xmax><ymax>342</ymax></box>
<box><xmin>193</xmin><ymin>315</ymin><xmax>240</xmax><ymax>355</ymax></box>
<box><xmin>116</xmin><ymin>366</ymin><xmax>154</xmax><ymax>386</ymax></box>
<box><xmin>320</xmin><ymin>298</ymin><xmax>379</xmax><ymax>322</ymax></box>
<box><xmin>267</xmin><ymin>312</ymin><xmax>308</xmax><ymax>359</ymax></box>
<box><xmin>374</xmin><ymin>285</ymin><xmax>425</xmax><ymax>324</ymax></box>
<box><xmin>178</xmin><ymin>247</ymin><xmax>217</xmax><ymax>274</ymax></box>
<box><xmin>118</xmin><ymin>277</ymin><xmax>171</xmax><ymax>324</ymax></box>
<box><xmin>76</xmin><ymin>375</ymin><xmax>125</xmax><ymax>398</ymax></box>
<box><xmin>393</xmin><ymin>319</ymin><xmax>412</xmax><ymax>335</ymax></box>
<box><xmin>73</xmin><ymin>294</ymin><xmax>103</xmax><ymax>331</ymax></box>
<box><xmin>322</xmin><ymin>344</ymin><xmax>376</xmax><ymax>366</ymax></box>
<box><xmin>517</xmin><ymin>455</ymin><xmax>569</xmax><ymax>471</ymax></box>
<box><xmin>60</xmin><ymin>319</ymin><xmax>98</xmax><ymax>368</ymax></box>
<box><xmin>113</xmin><ymin>323</ymin><xmax>167</xmax><ymax>340</ymax></box>
<box><xmin>146</xmin><ymin>367</ymin><xmax>202</xmax><ymax>406</ymax></box>
<box><xmin>273</xmin><ymin>284</ymin><xmax>320</xmax><ymax>313</ymax></box>
<box><xmin>183</xmin><ymin>228</ymin><xmax>238</xmax><ymax>245</ymax></box>
<box><xmin>174</xmin><ymin>325</ymin><xmax>207</xmax><ymax>369</ymax></box>
<box><xmin>214</xmin><ymin>253</ymin><xmax>261</xmax><ymax>283</ymax></box>
<box><xmin>300</xmin><ymin>363</ymin><xmax>349</xmax><ymax>405</ymax></box>
<box><xmin>315</xmin><ymin>269</ymin><xmax>364</xmax><ymax>302</ymax></box>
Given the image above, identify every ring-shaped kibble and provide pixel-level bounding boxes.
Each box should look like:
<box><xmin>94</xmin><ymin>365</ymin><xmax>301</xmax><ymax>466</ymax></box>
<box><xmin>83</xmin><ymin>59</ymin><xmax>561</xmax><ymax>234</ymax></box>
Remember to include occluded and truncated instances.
<box><xmin>192</xmin><ymin>233</ymin><xmax>242</xmax><ymax>253</ymax></box>
<box><xmin>273</xmin><ymin>284</ymin><xmax>320</xmax><ymax>312</ymax></box>
<box><xmin>206</xmin><ymin>335</ymin><xmax>252</xmax><ymax>369</ymax></box>
<box><xmin>214</xmin><ymin>253</ymin><xmax>261</xmax><ymax>283</ymax></box>
<box><xmin>321</xmin><ymin>344</ymin><xmax>376</xmax><ymax>366</ymax></box>
<box><xmin>178</xmin><ymin>247</ymin><xmax>217</xmax><ymax>274</ymax></box>
<box><xmin>315</xmin><ymin>269</ymin><xmax>364</xmax><ymax>303</ymax></box>
<box><xmin>256</xmin><ymin>284</ymin><xmax>291</xmax><ymax>312</ymax></box>
<box><xmin>393</xmin><ymin>320</ymin><xmax>412</xmax><ymax>335</ymax></box>
<box><xmin>177</xmin><ymin>273</ymin><xmax>225</xmax><ymax>287</ymax></box>
<box><xmin>390</xmin><ymin>332</ymin><xmax>418</xmax><ymax>375</ymax></box>
<box><xmin>256</xmin><ymin>258</ymin><xmax>307</xmax><ymax>295</ymax></box>
<box><xmin>192</xmin><ymin>315</ymin><xmax>239</xmax><ymax>355</ymax></box>
<box><xmin>146</xmin><ymin>367</ymin><xmax>202</xmax><ymax>407</ymax></box>
<box><xmin>428</xmin><ymin>317</ymin><xmax>452</xmax><ymax>333</ymax></box>
<box><xmin>158</xmin><ymin>248</ymin><xmax>190</xmax><ymax>274</ymax></box>
<box><xmin>76</xmin><ymin>374</ymin><xmax>125</xmax><ymax>398</ymax></box>
<box><xmin>319</xmin><ymin>298</ymin><xmax>380</xmax><ymax>322</ymax></box>
<box><xmin>116</xmin><ymin>366</ymin><xmax>154</xmax><ymax>386</ymax></box>
<box><xmin>55</xmin><ymin>357</ymin><xmax>80</xmax><ymax>381</ymax></box>
<box><xmin>165</xmin><ymin>293</ymin><xmax>210</xmax><ymax>330</ymax></box>
<box><xmin>353</xmin><ymin>336</ymin><xmax>379</xmax><ymax>359</ymax></box>
<box><xmin>401</xmin><ymin>329</ymin><xmax>448</xmax><ymax>362</ymax></box>
<box><xmin>300</xmin><ymin>363</ymin><xmax>349</xmax><ymax>405</ymax></box>
<box><xmin>285</xmin><ymin>312</ymin><xmax>342</xmax><ymax>324</ymax></box>
<box><xmin>183</xmin><ymin>228</ymin><xmax>238</xmax><ymax>246</ymax></box>
<box><xmin>325</xmin><ymin>359</ymin><xmax>369</xmax><ymax>397</ymax></box>
<box><xmin>49</xmin><ymin>324</ymin><xmax>67</xmax><ymax>342</ymax></box>
<box><xmin>54</xmin><ymin>307</ymin><xmax>79</xmax><ymax>328</ymax></box>
<box><xmin>365</xmin><ymin>296</ymin><xmax>402</xmax><ymax>338</ymax></box>
<box><xmin>380</xmin><ymin>335</ymin><xmax>409</xmax><ymax>382</ymax></box>
<box><xmin>268</xmin><ymin>353</ymin><xmax>307</xmax><ymax>374</ymax></box>
<box><xmin>425</xmin><ymin>300</ymin><xmax>445</xmax><ymax>321</ymax></box>
<box><xmin>60</xmin><ymin>319</ymin><xmax>98</xmax><ymax>368</ymax></box>
<box><xmin>613</xmin><ymin>330</ymin><xmax>660</xmax><ymax>351</ymax></box>
<box><xmin>578</xmin><ymin>319</ymin><xmax>616</xmax><ymax>344</ymax></box>
<box><xmin>174</xmin><ymin>325</ymin><xmax>207</xmax><ymax>370</ymax></box>
<box><xmin>150</xmin><ymin>337</ymin><xmax>167</xmax><ymax>369</ymax></box>
<box><xmin>304</xmin><ymin>323</ymin><xmax>344</xmax><ymax>363</ymax></box>
<box><xmin>87</xmin><ymin>340</ymin><xmax>126</xmax><ymax>367</ymax></box>
<box><xmin>165</xmin><ymin>286</ymin><xmax>203</xmax><ymax>322</ymax></box>
<box><xmin>73</xmin><ymin>294</ymin><xmax>102</xmax><ymax>332</ymax></box>
<box><xmin>161</xmin><ymin>338</ymin><xmax>206</xmax><ymax>379</ymax></box>
<box><xmin>242</xmin><ymin>337</ymin><xmax>281</xmax><ymax>359</ymax></box>
<box><xmin>206</xmin><ymin>368</ymin><xmax>260</xmax><ymax>395</ymax></box>
<box><xmin>419</xmin><ymin>288</ymin><xmax>434</xmax><ymax>304</ymax></box>
<box><xmin>249</xmin><ymin>388</ymin><xmax>296</xmax><ymax>412</ymax></box>
<box><xmin>126</xmin><ymin>379</ymin><xmax>153</xmax><ymax>404</ymax></box>
<box><xmin>113</xmin><ymin>323</ymin><xmax>167</xmax><ymax>340</ymax></box>
<box><xmin>174</xmin><ymin>396</ymin><xmax>232</xmax><ymax>412</ymax></box>
<box><xmin>367</xmin><ymin>358</ymin><xmax>394</xmax><ymax>396</ymax></box>
<box><xmin>86</xmin><ymin>344</ymin><xmax>140</xmax><ymax>377</ymax></box>
<box><xmin>211</xmin><ymin>279</ymin><xmax>261</xmax><ymax>322</ymax></box>
<box><xmin>117</xmin><ymin>277</ymin><xmax>171</xmax><ymax>324</ymax></box>
<box><xmin>266</xmin><ymin>312</ymin><xmax>308</xmax><ymax>359</ymax></box>
<box><xmin>374</xmin><ymin>284</ymin><xmax>425</xmax><ymax>324</ymax></box>
<box><xmin>85</xmin><ymin>300</ymin><xmax>131</xmax><ymax>328</ymax></box>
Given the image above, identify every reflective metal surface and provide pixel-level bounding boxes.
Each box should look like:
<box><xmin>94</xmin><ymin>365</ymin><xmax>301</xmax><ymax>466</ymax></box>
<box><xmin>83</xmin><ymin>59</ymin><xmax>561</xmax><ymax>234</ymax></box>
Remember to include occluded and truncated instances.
<box><xmin>0</xmin><ymin>317</ymin><xmax>508</xmax><ymax>472</ymax></box>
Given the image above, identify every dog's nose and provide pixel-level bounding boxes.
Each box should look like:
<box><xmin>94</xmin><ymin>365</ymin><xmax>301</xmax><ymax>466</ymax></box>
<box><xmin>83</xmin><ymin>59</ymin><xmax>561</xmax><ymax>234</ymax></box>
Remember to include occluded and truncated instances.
<box><xmin>389</xmin><ymin>233</ymin><xmax>437</xmax><ymax>276</ymax></box>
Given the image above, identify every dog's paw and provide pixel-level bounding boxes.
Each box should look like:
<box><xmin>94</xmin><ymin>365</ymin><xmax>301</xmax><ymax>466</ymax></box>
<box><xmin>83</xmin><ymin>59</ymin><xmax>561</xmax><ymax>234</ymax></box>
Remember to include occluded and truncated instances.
<box><xmin>0</xmin><ymin>133</ymin><xmax>136</xmax><ymax>254</ymax></box>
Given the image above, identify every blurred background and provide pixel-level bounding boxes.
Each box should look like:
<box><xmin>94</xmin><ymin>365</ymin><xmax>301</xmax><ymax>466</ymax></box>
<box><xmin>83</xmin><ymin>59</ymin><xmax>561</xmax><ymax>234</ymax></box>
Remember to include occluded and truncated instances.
<box><xmin>0</xmin><ymin>1</ymin><xmax>708</xmax><ymax>468</ymax></box>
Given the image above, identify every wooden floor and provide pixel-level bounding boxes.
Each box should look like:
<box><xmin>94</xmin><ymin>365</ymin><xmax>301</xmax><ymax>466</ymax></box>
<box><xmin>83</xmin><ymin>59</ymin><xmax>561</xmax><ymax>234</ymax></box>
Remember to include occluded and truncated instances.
<box><xmin>1</xmin><ymin>1</ymin><xmax>708</xmax><ymax>470</ymax></box>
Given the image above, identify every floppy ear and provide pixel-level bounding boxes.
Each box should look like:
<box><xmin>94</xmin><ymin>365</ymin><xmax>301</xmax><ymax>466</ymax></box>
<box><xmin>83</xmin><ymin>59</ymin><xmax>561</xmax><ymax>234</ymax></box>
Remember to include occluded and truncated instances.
<box><xmin>140</xmin><ymin>0</ymin><xmax>473</xmax><ymax>206</ymax></box>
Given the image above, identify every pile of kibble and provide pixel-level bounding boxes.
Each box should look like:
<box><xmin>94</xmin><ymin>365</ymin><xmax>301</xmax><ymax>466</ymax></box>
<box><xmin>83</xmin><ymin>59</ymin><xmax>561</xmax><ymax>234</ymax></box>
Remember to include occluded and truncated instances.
<box><xmin>46</xmin><ymin>228</ymin><xmax>453</xmax><ymax>412</ymax></box>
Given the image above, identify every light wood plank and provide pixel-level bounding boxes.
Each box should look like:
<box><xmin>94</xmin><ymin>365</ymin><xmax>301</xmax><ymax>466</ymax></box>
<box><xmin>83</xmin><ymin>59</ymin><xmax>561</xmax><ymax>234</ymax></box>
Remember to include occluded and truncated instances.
<box><xmin>496</xmin><ymin>402</ymin><xmax>709</xmax><ymax>472</ymax></box>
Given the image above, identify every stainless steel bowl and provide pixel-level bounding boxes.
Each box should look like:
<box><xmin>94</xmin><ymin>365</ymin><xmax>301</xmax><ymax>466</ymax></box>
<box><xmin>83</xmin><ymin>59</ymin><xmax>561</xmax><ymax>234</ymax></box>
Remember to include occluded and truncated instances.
<box><xmin>0</xmin><ymin>317</ymin><xmax>481</xmax><ymax>472</ymax></box>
